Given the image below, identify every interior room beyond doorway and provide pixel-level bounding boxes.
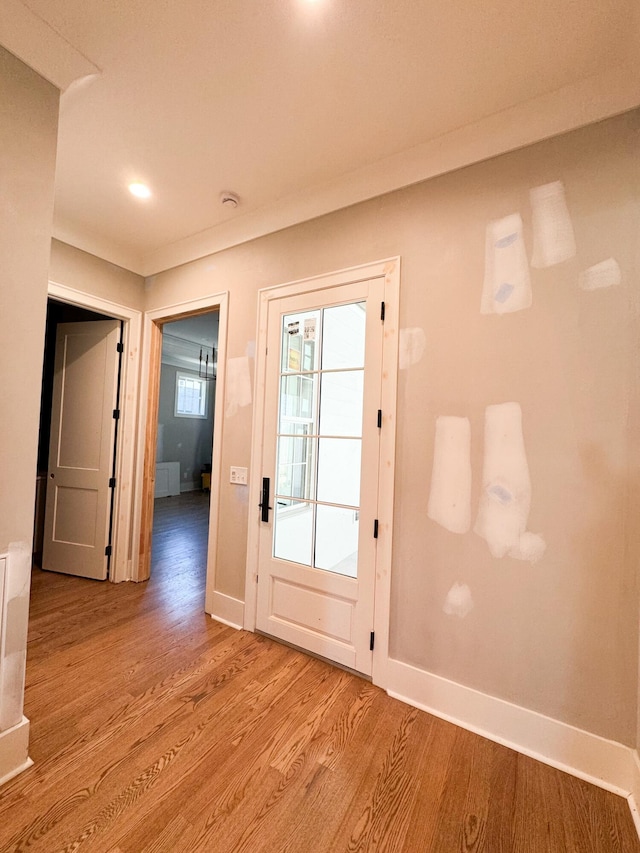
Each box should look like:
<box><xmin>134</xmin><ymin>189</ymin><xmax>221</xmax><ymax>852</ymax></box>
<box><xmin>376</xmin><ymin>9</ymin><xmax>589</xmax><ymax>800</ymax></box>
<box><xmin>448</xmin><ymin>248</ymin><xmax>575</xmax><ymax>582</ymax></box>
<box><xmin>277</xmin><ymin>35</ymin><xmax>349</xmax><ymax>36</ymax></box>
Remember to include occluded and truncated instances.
<box><xmin>150</xmin><ymin>311</ymin><xmax>219</xmax><ymax>601</ymax></box>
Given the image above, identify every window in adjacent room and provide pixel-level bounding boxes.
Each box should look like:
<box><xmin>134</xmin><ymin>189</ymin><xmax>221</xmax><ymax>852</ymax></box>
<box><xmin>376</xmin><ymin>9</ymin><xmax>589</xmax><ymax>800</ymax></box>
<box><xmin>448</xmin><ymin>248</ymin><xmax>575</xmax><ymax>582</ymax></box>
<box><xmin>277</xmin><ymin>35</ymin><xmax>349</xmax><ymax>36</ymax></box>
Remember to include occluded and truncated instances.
<box><xmin>175</xmin><ymin>371</ymin><xmax>207</xmax><ymax>418</ymax></box>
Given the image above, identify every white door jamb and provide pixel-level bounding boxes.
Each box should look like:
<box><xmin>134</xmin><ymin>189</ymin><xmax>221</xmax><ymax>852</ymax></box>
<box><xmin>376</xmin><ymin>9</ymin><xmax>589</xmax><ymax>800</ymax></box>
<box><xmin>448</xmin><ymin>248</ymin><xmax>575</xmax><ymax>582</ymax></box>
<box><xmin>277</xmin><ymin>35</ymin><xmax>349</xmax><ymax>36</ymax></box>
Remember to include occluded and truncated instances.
<box><xmin>47</xmin><ymin>281</ymin><xmax>142</xmax><ymax>584</ymax></box>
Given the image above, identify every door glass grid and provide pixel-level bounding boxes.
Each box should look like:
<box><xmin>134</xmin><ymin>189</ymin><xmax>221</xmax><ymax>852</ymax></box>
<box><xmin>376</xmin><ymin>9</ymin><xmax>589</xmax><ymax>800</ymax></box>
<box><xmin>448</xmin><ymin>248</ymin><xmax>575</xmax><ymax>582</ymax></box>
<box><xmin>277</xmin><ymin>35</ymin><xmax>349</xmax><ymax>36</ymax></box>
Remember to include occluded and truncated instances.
<box><xmin>274</xmin><ymin>302</ymin><xmax>366</xmax><ymax>577</ymax></box>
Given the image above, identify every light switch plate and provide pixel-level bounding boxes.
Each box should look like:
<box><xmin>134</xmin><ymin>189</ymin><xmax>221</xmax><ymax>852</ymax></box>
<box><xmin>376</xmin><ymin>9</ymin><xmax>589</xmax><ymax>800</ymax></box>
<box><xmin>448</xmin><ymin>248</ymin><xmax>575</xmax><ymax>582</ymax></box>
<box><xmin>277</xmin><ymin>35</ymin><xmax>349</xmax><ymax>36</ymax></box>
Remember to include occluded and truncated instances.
<box><xmin>230</xmin><ymin>466</ymin><xmax>248</xmax><ymax>485</ymax></box>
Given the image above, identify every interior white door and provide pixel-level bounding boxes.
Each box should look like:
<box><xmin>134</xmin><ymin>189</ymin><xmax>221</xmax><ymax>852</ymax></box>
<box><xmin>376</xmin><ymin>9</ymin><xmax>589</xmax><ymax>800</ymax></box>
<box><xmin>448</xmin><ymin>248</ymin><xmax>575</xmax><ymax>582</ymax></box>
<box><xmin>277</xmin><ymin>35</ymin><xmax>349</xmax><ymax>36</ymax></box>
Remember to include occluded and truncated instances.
<box><xmin>256</xmin><ymin>278</ymin><xmax>384</xmax><ymax>674</ymax></box>
<box><xmin>43</xmin><ymin>320</ymin><xmax>121</xmax><ymax>580</ymax></box>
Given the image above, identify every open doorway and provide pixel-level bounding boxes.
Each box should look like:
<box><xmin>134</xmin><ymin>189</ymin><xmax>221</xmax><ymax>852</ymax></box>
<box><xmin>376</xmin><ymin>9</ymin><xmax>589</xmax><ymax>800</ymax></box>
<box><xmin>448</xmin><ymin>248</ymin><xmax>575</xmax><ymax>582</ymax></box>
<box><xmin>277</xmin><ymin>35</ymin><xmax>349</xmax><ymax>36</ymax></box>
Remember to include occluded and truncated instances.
<box><xmin>34</xmin><ymin>299</ymin><xmax>121</xmax><ymax>580</ymax></box>
<box><xmin>149</xmin><ymin>311</ymin><xmax>219</xmax><ymax>596</ymax></box>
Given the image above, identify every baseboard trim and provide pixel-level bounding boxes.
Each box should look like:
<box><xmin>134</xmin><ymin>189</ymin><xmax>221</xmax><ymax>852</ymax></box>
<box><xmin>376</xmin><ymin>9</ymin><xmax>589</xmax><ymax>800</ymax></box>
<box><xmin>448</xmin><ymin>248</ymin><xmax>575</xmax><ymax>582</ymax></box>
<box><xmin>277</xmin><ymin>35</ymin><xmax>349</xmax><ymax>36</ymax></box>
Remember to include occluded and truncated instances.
<box><xmin>627</xmin><ymin>751</ymin><xmax>640</xmax><ymax>838</ymax></box>
<box><xmin>0</xmin><ymin>716</ymin><xmax>32</xmax><ymax>788</ymax></box>
<box><xmin>209</xmin><ymin>591</ymin><xmax>244</xmax><ymax>630</ymax></box>
<box><xmin>387</xmin><ymin>658</ymin><xmax>640</xmax><ymax>836</ymax></box>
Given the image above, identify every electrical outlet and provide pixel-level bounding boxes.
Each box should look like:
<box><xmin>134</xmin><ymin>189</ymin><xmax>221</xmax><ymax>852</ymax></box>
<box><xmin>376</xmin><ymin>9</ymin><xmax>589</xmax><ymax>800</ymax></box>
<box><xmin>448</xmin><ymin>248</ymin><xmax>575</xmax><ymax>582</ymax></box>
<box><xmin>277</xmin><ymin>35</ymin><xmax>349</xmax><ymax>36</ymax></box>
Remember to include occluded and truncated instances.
<box><xmin>230</xmin><ymin>466</ymin><xmax>248</xmax><ymax>485</ymax></box>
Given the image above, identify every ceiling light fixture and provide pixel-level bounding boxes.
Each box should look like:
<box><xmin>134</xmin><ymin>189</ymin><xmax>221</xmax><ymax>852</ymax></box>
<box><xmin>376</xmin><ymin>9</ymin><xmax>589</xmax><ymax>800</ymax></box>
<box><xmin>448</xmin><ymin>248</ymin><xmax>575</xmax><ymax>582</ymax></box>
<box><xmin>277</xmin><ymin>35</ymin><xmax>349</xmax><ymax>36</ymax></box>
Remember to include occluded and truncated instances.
<box><xmin>220</xmin><ymin>191</ymin><xmax>239</xmax><ymax>209</ymax></box>
<box><xmin>128</xmin><ymin>182</ymin><xmax>152</xmax><ymax>199</ymax></box>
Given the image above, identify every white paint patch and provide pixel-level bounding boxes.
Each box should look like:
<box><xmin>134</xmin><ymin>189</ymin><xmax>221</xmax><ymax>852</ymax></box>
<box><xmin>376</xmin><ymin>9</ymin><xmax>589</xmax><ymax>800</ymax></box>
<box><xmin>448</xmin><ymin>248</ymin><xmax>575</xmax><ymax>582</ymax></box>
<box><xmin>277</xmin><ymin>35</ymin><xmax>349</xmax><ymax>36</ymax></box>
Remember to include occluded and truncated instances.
<box><xmin>530</xmin><ymin>180</ymin><xmax>576</xmax><ymax>268</ymax></box>
<box><xmin>225</xmin><ymin>356</ymin><xmax>253</xmax><ymax>418</ymax></box>
<box><xmin>428</xmin><ymin>416</ymin><xmax>472</xmax><ymax>534</ymax></box>
<box><xmin>579</xmin><ymin>258</ymin><xmax>622</xmax><ymax>291</ymax></box>
<box><xmin>443</xmin><ymin>582</ymin><xmax>474</xmax><ymax>618</ymax></box>
<box><xmin>245</xmin><ymin>340</ymin><xmax>256</xmax><ymax>359</ymax></box>
<box><xmin>481</xmin><ymin>213</ymin><xmax>532</xmax><ymax>315</ymax></box>
<box><xmin>474</xmin><ymin>404</ymin><xmax>546</xmax><ymax>562</ymax></box>
<box><xmin>399</xmin><ymin>328</ymin><xmax>426</xmax><ymax>370</ymax></box>
<box><xmin>510</xmin><ymin>531</ymin><xmax>547</xmax><ymax>563</ymax></box>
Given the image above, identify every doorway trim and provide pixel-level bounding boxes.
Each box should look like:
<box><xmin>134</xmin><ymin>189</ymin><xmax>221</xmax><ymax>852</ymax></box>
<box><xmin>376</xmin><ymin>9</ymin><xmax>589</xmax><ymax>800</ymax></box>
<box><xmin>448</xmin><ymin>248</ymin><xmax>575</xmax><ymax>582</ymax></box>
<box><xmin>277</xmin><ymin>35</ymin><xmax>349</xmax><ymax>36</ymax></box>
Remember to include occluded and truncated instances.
<box><xmin>132</xmin><ymin>293</ymin><xmax>229</xmax><ymax>617</ymax></box>
<box><xmin>47</xmin><ymin>281</ymin><xmax>142</xmax><ymax>583</ymax></box>
<box><xmin>244</xmin><ymin>258</ymin><xmax>399</xmax><ymax>688</ymax></box>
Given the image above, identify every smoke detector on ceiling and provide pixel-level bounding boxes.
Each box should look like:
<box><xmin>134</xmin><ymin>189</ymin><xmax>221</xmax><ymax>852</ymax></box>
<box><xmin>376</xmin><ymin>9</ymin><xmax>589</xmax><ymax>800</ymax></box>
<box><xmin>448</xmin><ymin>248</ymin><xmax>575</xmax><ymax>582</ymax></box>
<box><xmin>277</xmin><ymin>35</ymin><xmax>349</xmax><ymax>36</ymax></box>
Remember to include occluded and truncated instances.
<box><xmin>220</xmin><ymin>192</ymin><xmax>239</xmax><ymax>209</ymax></box>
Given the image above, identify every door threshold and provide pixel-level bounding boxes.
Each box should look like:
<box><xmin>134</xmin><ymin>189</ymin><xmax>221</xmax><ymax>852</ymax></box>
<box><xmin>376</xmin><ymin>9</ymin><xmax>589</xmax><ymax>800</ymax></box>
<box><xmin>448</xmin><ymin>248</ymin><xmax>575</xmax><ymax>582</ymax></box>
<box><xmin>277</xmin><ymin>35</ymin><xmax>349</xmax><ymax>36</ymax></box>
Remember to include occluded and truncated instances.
<box><xmin>256</xmin><ymin>631</ymin><xmax>372</xmax><ymax>682</ymax></box>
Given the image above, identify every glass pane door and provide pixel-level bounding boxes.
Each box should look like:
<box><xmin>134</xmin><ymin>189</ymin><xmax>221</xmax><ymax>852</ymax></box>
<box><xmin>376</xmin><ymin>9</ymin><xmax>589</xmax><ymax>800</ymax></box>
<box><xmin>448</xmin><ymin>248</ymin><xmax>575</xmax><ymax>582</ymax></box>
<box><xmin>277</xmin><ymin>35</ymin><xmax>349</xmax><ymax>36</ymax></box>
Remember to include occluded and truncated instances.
<box><xmin>273</xmin><ymin>301</ymin><xmax>366</xmax><ymax>577</ymax></box>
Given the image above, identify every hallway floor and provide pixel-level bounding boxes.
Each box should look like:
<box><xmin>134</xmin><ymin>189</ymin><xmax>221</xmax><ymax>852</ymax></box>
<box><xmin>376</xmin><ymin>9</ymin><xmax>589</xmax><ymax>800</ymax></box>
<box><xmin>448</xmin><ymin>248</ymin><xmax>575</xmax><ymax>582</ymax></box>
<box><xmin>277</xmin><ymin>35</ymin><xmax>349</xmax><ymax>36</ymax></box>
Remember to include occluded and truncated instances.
<box><xmin>0</xmin><ymin>493</ymin><xmax>638</xmax><ymax>851</ymax></box>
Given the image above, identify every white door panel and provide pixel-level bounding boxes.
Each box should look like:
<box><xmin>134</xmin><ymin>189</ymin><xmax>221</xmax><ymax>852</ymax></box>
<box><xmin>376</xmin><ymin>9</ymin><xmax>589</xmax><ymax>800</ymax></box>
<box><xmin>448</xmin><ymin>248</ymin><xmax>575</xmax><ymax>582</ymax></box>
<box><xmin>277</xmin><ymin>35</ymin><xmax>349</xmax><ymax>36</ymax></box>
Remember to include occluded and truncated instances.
<box><xmin>43</xmin><ymin>320</ymin><xmax>120</xmax><ymax>580</ymax></box>
<box><xmin>256</xmin><ymin>278</ymin><xmax>383</xmax><ymax>674</ymax></box>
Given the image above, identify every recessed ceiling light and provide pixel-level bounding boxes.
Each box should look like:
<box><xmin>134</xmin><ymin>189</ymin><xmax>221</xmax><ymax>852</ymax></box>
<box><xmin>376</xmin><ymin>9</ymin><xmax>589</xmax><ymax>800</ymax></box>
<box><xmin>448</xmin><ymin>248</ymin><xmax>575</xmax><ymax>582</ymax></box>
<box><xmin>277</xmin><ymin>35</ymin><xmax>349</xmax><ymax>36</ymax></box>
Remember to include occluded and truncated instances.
<box><xmin>128</xmin><ymin>182</ymin><xmax>152</xmax><ymax>199</ymax></box>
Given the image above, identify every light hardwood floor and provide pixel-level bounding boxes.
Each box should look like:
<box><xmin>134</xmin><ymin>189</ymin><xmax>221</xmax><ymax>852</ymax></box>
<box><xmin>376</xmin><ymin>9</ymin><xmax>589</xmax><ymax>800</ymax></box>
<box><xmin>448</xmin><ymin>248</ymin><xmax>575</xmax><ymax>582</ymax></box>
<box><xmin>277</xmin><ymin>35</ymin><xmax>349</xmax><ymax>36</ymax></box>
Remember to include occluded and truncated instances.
<box><xmin>1</xmin><ymin>491</ymin><xmax>638</xmax><ymax>852</ymax></box>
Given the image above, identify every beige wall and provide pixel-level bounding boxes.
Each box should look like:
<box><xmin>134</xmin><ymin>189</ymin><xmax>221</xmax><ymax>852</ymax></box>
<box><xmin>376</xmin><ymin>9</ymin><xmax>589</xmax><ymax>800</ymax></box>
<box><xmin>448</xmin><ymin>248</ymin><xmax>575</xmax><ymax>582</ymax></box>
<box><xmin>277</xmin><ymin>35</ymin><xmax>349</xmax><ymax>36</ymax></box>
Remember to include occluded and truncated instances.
<box><xmin>0</xmin><ymin>48</ymin><xmax>59</xmax><ymax>552</ymax></box>
<box><xmin>146</xmin><ymin>110</ymin><xmax>640</xmax><ymax>747</ymax></box>
<box><xmin>50</xmin><ymin>239</ymin><xmax>145</xmax><ymax>310</ymax></box>
<box><xmin>0</xmin><ymin>46</ymin><xmax>58</xmax><ymax>770</ymax></box>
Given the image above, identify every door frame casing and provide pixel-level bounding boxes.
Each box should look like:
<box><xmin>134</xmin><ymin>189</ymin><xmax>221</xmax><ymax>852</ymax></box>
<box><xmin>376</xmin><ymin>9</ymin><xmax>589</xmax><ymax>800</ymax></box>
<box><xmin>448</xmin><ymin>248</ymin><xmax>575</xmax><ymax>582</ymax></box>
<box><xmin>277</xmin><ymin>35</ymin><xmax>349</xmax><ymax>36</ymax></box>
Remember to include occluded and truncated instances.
<box><xmin>47</xmin><ymin>281</ymin><xmax>142</xmax><ymax>583</ymax></box>
<box><xmin>244</xmin><ymin>258</ymin><xmax>399</xmax><ymax>689</ymax></box>
<box><xmin>132</xmin><ymin>293</ymin><xmax>229</xmax><ymax>614</ymax></box>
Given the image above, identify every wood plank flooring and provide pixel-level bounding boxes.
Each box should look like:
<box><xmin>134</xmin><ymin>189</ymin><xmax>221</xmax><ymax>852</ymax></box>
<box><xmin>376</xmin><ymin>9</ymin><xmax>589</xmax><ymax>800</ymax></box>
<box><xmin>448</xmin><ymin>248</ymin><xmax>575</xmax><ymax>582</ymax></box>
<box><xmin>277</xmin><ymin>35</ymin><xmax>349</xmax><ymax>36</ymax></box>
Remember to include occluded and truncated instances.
<box><xmin>1</xmin><ymin>492</ymin><xmax>638</xmax><ymax>851</ymax></box>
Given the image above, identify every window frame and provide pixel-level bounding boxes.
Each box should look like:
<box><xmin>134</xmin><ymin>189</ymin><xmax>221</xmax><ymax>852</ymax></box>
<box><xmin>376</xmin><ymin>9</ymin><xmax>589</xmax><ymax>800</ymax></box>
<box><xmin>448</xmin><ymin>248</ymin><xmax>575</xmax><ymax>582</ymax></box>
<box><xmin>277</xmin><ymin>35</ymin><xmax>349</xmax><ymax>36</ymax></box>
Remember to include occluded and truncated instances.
<box><xmin>174</xmin><ymin>369</ymin><xmax>208</xmax><ymax>419</ymax></box>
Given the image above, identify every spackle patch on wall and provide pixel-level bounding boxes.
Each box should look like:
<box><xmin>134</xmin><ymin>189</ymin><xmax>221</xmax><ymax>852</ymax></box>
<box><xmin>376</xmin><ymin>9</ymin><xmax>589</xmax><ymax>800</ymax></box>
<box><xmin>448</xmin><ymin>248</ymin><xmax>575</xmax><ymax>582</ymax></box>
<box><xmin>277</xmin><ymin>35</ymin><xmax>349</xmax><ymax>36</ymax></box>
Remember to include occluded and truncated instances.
<box><xmin>399</xmin><ymin>328</ymin><xmax>426</xmax><ymax>370</ymax></box>
<box><xmin>474</xmin><ymin>403</ymin><xmax>546</xmax><ymax>563</ymax></box>
<box><xmin>579</xmin><ymin>258</ymin><xmax>621</xmax><ymax>291</ymax></box>
<box><xmin>530</xmin><ymin>180</ymin><xmax>576</xmax><ymax>268</ymax></box>
<box><xmin>481</xmin><ymin>213</ymin><xmax>532</xmax><ymax>315</ymax></box>
<box><xmin>225</xmin><ymin>356</ymin><xmax>252</xmax><ymax>418</ymax></box>
<box><xmin>443</xmin><ymin>582</ymin><xmax>474</xmax><ymax>618</ymax></box>
<box><xmin>427</xmin><ymin>416</ymin><xmax>472</xmax><ymax>534</ymax></box>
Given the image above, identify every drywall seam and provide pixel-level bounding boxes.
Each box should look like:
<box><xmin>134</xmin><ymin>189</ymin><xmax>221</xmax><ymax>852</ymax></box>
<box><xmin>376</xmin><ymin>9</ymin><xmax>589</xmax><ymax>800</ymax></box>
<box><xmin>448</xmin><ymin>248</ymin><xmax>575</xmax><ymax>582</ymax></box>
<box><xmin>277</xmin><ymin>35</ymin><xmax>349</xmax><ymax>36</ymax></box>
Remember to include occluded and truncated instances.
<box><xmin>209</xmin><ymin>591</ymin><xmax>244</xmax><ymax>630</ymax></box>
<box><xmin>387</xmin><ymin>658</ymin><xmax>640</xmax><ymax>828</ymax></box>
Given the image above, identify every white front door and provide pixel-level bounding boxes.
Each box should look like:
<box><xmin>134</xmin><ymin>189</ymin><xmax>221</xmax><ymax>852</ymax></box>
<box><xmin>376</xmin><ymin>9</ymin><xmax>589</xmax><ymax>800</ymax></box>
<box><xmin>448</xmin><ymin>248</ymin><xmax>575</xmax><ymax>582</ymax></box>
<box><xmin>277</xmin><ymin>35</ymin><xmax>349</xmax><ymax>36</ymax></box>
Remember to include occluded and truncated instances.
<box><xmin>256</xmin><ymin>277</ymin><xmax>385</xmax><ymax>675</ymax></box>
<box><xmin>43</xmin><ymin>320</ymin><xmax>121</xmax><ymax>580</ymax></box>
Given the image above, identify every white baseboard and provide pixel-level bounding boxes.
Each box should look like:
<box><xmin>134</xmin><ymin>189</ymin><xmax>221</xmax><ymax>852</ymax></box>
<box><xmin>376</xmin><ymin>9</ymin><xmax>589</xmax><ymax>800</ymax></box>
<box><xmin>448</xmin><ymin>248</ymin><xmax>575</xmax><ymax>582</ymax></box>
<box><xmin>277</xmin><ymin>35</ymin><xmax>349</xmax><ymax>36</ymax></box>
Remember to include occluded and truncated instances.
<box><xmin>0</xmin><ymin>716</ymin><xmax>32</xmax><ymax>788</ymax></box>
<box><xmin>209</xmin><ymin>591</ymin><xmax>244</xmax><ymax>630</ymax></box>
<box><xmin>387</xmin><ymin>658</ymin><xmax>640</xmax><ymax>838</ymax></box>
<box><xmin>627</xmin><ymin>751</ymin><xmax>640</xmax><ymax>838</ymax></box>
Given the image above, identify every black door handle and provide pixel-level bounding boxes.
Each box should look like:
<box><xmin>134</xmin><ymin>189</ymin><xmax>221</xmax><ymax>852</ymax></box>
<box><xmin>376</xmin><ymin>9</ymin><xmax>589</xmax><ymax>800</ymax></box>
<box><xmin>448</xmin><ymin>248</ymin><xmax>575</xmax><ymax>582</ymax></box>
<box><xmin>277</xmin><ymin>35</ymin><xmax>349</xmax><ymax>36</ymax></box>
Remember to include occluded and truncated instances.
<box><xmin>259</xmin><ymin>477</ymin><xmax>272</xmax><ymax>522</ymax></box>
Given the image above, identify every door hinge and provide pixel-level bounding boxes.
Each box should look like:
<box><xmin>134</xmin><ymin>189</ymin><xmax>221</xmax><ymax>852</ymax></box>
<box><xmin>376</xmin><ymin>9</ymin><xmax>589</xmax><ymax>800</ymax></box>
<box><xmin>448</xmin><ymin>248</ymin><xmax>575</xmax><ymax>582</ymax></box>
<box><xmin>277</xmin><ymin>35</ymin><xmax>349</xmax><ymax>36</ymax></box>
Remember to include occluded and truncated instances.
<box><xmin>370</xmin><ymin>631</ymin><xmax>375</xmax><ymax>651</ymax></box>
<box><xmin>113</xmin><ymin>409</ymin><xmax>120</xmax><ymax>420</ymax></box>
<box><xmin>116</xmin><ymin>342</ymin><xmax>124</xmax><ymax>353</ymax></box>
<box><xmin>377</xmin><ymin>409</ymin><xmax>382</xmax><ymax>428</ymax></box>
<box><xmin>105</xmin><ymin>544</ymin><xmax>112</xmax><ymax>557</ymax></box>
<box><xmin>380</xmin><ymin>301</ymin><xmax>385</xmax><ymax>322</ymax></box>
<box><xmin>109</xmin><ymin>477</ymin><xmax>116</xmax><ymax>488</ymax></box>
<box><xmin>373</xmin><ymin>519</ymin><xmax>379</xmax><ymax>539</ymax></box>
